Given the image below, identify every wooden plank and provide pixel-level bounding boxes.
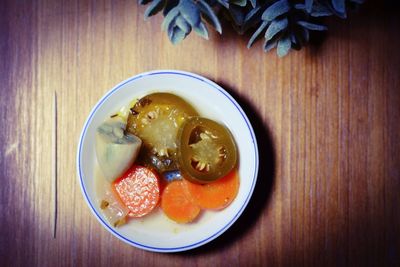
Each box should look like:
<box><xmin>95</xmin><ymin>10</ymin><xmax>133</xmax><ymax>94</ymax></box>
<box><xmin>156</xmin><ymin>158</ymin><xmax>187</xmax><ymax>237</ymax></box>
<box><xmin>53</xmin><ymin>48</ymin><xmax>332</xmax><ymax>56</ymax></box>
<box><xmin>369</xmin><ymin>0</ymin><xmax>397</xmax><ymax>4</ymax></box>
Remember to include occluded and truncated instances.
<box><xmin>0</xmin><ymin>0</ymin><xmax>399</xmax><ymax>266</ymax></box>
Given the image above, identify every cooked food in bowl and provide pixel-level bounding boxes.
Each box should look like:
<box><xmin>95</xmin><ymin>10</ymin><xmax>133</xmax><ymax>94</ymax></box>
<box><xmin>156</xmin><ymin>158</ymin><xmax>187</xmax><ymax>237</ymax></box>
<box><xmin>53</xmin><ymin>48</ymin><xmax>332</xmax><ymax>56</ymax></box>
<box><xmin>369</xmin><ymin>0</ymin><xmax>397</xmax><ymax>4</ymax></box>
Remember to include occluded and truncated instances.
<box><xmin>95</xmin><ymin>92</ymin><xmax>240</xmax><ymax>226</ymax></box>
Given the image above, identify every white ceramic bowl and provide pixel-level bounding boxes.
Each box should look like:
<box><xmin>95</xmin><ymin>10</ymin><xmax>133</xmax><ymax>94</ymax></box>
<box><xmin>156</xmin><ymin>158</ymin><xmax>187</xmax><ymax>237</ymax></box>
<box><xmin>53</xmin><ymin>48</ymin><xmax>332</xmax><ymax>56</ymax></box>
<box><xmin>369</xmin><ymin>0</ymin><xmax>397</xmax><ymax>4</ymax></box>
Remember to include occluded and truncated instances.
<box><xmin>77</xmin><ymin>70</ymin><xmax>259</xmax><ymax>252</ymax></box>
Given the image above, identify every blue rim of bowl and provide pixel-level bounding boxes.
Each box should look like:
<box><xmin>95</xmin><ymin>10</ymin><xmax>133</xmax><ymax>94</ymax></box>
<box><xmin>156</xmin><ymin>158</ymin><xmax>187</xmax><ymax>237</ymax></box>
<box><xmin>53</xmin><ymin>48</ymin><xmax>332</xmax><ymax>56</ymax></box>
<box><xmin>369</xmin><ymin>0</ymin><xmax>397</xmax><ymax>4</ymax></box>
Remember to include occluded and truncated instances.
<box><xmin>77</xmin><ymin>70</ymin><xmax>259</xmax><ymax>252</ymax></box>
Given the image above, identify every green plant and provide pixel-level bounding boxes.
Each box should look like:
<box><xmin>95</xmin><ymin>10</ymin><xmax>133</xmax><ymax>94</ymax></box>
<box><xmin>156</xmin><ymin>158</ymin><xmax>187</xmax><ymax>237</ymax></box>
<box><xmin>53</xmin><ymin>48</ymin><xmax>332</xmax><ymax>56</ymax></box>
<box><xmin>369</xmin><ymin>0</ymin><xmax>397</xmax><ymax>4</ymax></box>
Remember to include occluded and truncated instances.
<box><xmin>139</xmin><ymin>0</ymin><xmax>364</xmax><ymax>56</ymax></box>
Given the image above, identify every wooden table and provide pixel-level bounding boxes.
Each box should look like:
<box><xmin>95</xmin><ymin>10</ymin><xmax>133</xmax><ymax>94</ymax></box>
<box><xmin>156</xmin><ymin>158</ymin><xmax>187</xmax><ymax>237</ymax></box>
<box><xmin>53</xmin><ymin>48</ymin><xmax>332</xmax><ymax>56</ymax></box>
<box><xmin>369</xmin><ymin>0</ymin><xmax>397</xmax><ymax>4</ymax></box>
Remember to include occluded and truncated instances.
<box><xmin>1</xmin><ymin>1</ymin><xmax>399</xmax><ymax>266</ymax></box>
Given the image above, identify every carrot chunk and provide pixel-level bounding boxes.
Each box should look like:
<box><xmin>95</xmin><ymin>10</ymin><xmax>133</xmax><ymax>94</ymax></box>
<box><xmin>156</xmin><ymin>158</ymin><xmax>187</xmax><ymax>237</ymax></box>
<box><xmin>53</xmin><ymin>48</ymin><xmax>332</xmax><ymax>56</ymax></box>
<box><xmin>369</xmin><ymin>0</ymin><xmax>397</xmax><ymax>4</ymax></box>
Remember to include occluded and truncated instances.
<box><xmin>161</xmin><ymin>180</ymin><xmax>201</xmax><ymax>223</ymax></box>
<box><xmin>113</xmin><ymin>165</ymin><xmax>160</xmax><ymax>218</ymax></box>
<box><xmin>183</xmin><ymin>169</ymin><xmax>240</xmax><ymax>210</ymax></box>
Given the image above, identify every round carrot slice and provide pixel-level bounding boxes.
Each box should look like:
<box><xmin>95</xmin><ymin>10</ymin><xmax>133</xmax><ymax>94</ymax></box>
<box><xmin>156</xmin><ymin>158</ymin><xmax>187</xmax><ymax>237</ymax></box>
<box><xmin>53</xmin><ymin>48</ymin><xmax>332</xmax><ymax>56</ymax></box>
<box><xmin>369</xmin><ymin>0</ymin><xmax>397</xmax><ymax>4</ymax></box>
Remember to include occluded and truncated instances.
<box><xmin>183</xmin><ymin>169</ymin><xmax>240</xmax><ymax>210</ymax></box>
<box><xmin>161</xmin><ymin>180</ymin><xmax>201</xmax><ymax>223</ymax></box>
<box><xmin>113</xmin><ymin>165</ymin><xmax>160</xmax><ymax>218</ymax></box>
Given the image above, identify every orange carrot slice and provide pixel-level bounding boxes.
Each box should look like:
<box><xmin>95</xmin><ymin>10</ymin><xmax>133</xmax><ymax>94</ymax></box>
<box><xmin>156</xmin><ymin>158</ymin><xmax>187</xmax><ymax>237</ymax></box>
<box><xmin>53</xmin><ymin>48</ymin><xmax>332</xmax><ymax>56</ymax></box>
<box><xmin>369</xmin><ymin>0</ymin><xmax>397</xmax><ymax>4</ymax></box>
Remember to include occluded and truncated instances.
<box><xmin>183</xmin><ymin>169</ymin><xmax>240</xmax><ymax>210</ymax></box>
<box><xmin>161</xmin><ymin>180</ymin><xmax>201</xmax><ymax>223</ymax></box>
<box><xmin>113</xmin><ymin>165</ymin><xmax>160</xmax><ymax>218</ymax></box>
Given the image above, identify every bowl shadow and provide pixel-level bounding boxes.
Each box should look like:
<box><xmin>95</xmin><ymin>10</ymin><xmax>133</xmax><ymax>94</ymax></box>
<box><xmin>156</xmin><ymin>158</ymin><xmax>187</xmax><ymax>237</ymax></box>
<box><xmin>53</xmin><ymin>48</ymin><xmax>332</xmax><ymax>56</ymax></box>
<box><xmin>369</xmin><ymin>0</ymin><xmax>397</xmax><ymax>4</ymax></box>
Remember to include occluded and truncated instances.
<box><xmin>176</xmin><ymin>81</ymin><xmax>276</xmax><ymax>255</ymax></box>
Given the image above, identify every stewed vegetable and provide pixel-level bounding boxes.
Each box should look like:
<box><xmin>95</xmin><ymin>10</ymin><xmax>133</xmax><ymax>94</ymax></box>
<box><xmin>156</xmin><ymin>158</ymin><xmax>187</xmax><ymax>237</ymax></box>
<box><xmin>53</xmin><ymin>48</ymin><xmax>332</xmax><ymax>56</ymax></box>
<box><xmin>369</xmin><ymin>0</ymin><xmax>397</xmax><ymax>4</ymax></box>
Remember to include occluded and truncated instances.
<box><xmin>177</xmin><ymin>117</ymin><xmax>237</xmax><ymax>184</ymax></box>
<box><xmin>161</xmin><ymin>180</ymin><xmax>201</xmax><ymax>223</ymax></box>
<box><xmin>126</xmin><ymin>93</ymin><xmax>198</xmax><ymax>158</ymax></box>
<box><xmin>95</xmin><ymin>117</ymin><xmax>142</xmax><ymax>182</ymax></box>
<box><xmin>96</xmin><ymin>92</ymin><xmax>240</xmax><ymax>226</ymax></box>
<box><xmin>113</xmin><ymin>165</ymin><xmax>160</xmax><ymax>218</ymax></box>
<box><xmin>183</xmin><ymin>169</ymin><xmax>239</xmax><ymax>209</ymax></box>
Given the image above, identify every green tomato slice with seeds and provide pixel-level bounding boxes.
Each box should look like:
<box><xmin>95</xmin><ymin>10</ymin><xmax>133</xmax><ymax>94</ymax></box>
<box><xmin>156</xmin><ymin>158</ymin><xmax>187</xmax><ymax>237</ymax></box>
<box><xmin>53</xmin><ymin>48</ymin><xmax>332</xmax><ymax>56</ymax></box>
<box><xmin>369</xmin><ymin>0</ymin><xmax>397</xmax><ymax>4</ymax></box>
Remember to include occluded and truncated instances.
<box><xmin>177</xmin><ymin>117</ymin><xmax>237</xmax><ymax>184</ymax></box>
<box><xmin>126</xmin><ymin>93</ymin><xmax>198</xmax><ymax>158</ymax></box>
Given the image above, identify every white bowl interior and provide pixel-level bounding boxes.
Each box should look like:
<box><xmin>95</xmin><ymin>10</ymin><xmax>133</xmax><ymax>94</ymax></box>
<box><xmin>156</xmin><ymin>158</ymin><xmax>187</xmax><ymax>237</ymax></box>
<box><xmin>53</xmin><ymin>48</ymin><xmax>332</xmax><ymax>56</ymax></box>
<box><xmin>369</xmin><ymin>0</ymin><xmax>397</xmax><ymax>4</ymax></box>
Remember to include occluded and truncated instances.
<box><xmin>77</xmin><ymin>70</ymin><xmax>259</xmax><ymax>252</ymax></box>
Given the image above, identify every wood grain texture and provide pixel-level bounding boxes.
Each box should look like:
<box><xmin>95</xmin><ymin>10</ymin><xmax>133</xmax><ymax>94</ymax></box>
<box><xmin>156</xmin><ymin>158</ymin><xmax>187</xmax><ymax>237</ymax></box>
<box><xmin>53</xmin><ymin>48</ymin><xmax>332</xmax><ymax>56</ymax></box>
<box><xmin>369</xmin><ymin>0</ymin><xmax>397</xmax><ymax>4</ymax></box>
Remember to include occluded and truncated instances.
<box><xmin>1</xmin><ymin>1</ymin><xmax>399</xmax><ymax>266</ymax></box>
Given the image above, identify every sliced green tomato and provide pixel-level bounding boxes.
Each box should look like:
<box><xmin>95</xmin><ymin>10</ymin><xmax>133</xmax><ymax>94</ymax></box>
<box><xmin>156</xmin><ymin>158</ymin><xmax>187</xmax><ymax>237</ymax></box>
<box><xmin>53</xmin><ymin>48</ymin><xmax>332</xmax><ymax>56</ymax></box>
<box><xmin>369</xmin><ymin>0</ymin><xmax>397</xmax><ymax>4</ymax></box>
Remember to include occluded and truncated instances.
<box><xmin>177</xmin><ymin>117</ymin><xmax>237</xmax><ymax>184</ymax></box>
<box><xmin>126</xmin><ymin>93</ymin><xmax>198</xmax><ymax>157</ymax></box>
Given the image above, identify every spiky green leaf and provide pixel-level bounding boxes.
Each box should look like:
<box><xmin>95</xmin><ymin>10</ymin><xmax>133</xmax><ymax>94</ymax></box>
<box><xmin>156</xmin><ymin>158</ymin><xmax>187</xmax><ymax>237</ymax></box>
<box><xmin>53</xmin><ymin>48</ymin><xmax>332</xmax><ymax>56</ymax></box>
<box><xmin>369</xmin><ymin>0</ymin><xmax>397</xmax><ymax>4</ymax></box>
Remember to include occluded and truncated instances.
<box><xmin>242</xmin><ymin>6</ymin><xmax>262</xmax><ymax>33</ymax></box>
<box><xmin>332</xmin><ymin>0</ymin><xmax>346</xmax><ymax>14</ymax></box>
<box><xmin>244</xmin><ymin>6</ymin><xmax>261</xmax><ymax>22</ymax></box>
<box><xmin>194</xmin><ymin>21</ymin><xmax>209</xmax><ymax>39</ymax></box>
<box><xmin>144</xmin><ymin>0</ymin><xmax>165</xmax><ymax>19</ymax></box>
<box><xmin>176</xmin><ymin>16</ymin><xmax>191</xmax><ymax>33</ymax></box>
<box><xmin>262</xmin><ymin>0</ymin><xmax>290</xmax><ymax>22</ymax></box>
<box><xmin>198</xmin><ymin>0</ymin><xmax>222</xmax><ymax>34</ymax></box>
<box><xmin>168</xmin><ymin>22</ymin><xmax>176</xmax><ymax>40</ymax></box>
<box><xmin>294</xmin><ymin>2</ymin><xmax>333</xmax><ymax>17</ymax></box>
<box><xmin>170</xmin><ymin>26</ymin><xmax>187</xmax><ymax>44</ymax></box>
<box><xmin>311</xmin><ymin>2</ymin><xmax>333</xmax><ymax>17</ymax></box>
<box><xmin>297</xmin><ymin>21</ymin><xmax>327</xmax><ymax>31</ymax></box>
<box><xmin>305</xmin><ymin>0</ymin><xmax>313</xmax><ymax>13</ymax></box>
<box><xmin>217</xmin><ymin>0</ymin><xmax>229</xmax><ymax>9</ymax></box>
<box><xmin>297</xmin><ymin>2</ymin><xmax>333</xmax><ymax>17</ymax></box>
<box><xmin>179</xmin><ymin>0</ymin><xmax>201</xmax><ymax>27</ymax></box>
<box><xmin>231</xmin><ymin>0</ymin><xmax>247</xmax><ymax>7</ymax></box>
<box><xmin>265</xmin><ymin>18</ymin><xmax>288</xmax><ymax>41</ymax></box>
<box><xmin>247</xmin><ymin>21</ymin><xmax>268</xmax><ymax>48</ymax></box>
<box><xmin>162</xmin><ymin>7</ymin><xmax>180</xmax><ymax>31</ymax></box>
<box><xmin>277</xmin><ymin>34</ymin><xmax>291</xmax><ymax>57</ymax></box>
<box><xmin>163</xmin><ymin>0</ymin><xmax>179</xmax><ymax>16</ymax></box>
<box><xmin>263</xmin><ymin>39</ymin><xmax>277</xmax><ymax>52</ymax></box>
